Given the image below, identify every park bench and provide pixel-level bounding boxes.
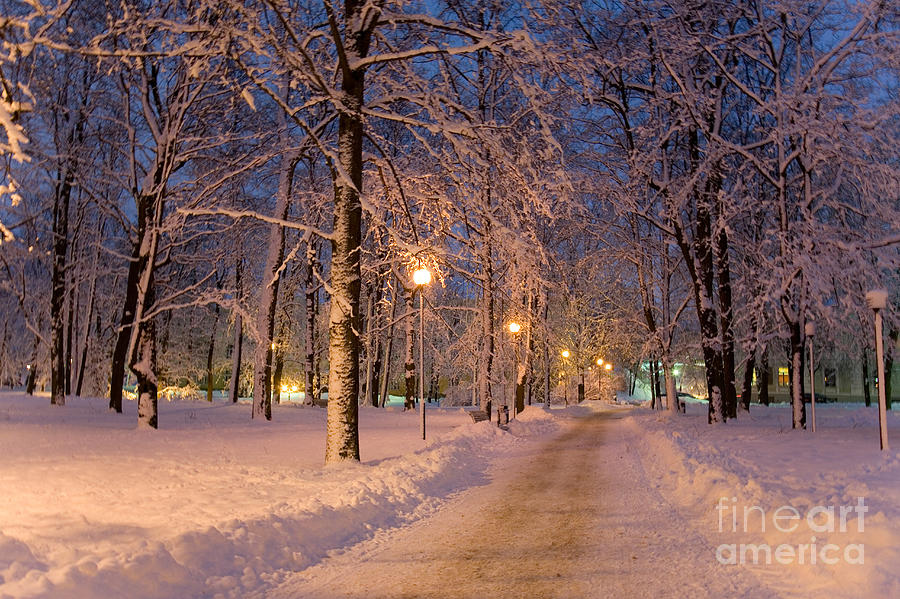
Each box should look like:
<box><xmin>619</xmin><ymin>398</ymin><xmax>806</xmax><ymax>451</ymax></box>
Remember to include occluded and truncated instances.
<box><xmin>467</xmin><ymin>410</ymin><xmax>490</xmax><ymax>423</ymax></box>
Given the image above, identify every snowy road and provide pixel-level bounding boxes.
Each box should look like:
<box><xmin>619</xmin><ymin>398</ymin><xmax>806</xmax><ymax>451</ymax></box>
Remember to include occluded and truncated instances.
<box><xmin>259</xmin><ymin>410</ymin><xmax>772</xmax><ymax>598</ymax></box>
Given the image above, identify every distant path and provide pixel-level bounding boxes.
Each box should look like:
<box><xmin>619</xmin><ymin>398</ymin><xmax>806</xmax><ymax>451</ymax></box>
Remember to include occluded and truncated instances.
<box><xmin>262</xmin><ymin>411</ymin><xmax>771</xmax><ymax>598</ymax></box>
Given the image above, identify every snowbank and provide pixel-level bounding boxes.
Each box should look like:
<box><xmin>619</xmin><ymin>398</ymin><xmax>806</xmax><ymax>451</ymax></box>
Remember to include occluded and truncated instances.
<box><xmin>0</xmin><ymin>394</ymin><xmax>563</xmax><ymax>599</ymax></box>
<box><xmin>625</xmin><ymin>402</ymin><xmax>900</xmax><ymax>598</ymax></box>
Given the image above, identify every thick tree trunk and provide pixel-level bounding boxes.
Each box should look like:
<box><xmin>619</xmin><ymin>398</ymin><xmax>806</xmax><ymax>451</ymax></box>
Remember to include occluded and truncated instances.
<box><xmin>716</xmin><ymin>224</ymin><xmax>737</xmax><ymax>419</ymax></box>
<box><xmin>110</xmin><ymin>245</ymin><xmax>141</xmax><ymax>413</ymax></box>
<box><xmin>403</xmin><ymin>291</ymin><xmax>416</xmax><ymax>411</ymax></box>
<box><xmin>50</xmin><ymin>174</ymin><xmax>72</xmax><ymax>407</ymax></box>
<box><xmin>229</xmin><ymin>255</ymin><xmax>243</xmax><ymax>403</ymax></box>
<box><xmin>663</xmin><ymin>360</ymin><xmax>678</xmax><ymax>413</ymax></box>
<box><xmin>325</xmin><ymin>4</ymin><xmax>373</xmax><ymax>462</ymax></box>
<box><xmin>789</xmin><ymin>321</ymin><xmax>807</xmax><ymax>429</ymax></box>
<box><xmin>252</xmin><ymin>152</ymin><xmax>295</xmax><ymax>420</ymax></box>
<box><xmin>128</xmin><ymin>184</ymin><xmax>166</xmax><ymax>429</ymax></box>
<box><xmin>132</xmin><ymin>267</ymin><xmax>158</xmax><ymax>429</ymax></box>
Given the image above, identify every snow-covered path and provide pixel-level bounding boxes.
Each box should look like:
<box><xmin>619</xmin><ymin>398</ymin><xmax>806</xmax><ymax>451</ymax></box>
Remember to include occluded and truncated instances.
<box><xmin>261</xmin><ymin>411</ymin><xmax>770</xmax><ymax>598</ymax></box>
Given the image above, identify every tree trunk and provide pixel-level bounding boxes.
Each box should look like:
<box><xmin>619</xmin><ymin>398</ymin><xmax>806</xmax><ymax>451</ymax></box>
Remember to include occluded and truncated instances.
<box><xmin>272</xmin><ymin>349</ymin><xmax>284</xmax><ymax>405</ymax></box>
<box><xmin>49</xmin><ymin>172</ymin><xmax>72</xmax><ymax>407</ymax></box>
<box><xmin>663</xmin><ymin>360</ymin><xmax>679</xmax><ymax>413</ymax></box>
<box><xmin>64</xmin><ymin>277</ymin><xmax>75</xmax><ymax>397</ymax></box>
<box><xmin>886</xmin><ymin>329</ymin><xmax>897</xmax><ymax>410</ymax></box>
<box><xmin>325</xmin><ymin>3</ymin><xmax>374</xmax><ymax>463</ymax></box>
<box><xmin>478</xmin><ymin>237</ymin><xmax>495</xmax><ymax>419</ymax></box>
<box><xmin>863</xmin><ymin>350</ymin><xmax>871</xmax><ymax>407</ymax></box>
<box><xmin>206</xmin><ymin>302</ymin><xmax>220</xmax><ymax>402</ymax></box>
<box><xmin>379</xmin><ymin>289</ymin><xmax>397</xmax><ymax>407</ymax></box>
<box><xmin>252</xmin><ymin>151</ymin><xmax>295</xmax><ymax>420</ymax></box>
<box><xmin>542</xmin><ymin>291</ymin><xmax>550</xmax><ymax>407</ymax></box>
<box><xmin>403</xmin><ymin>290</ymin><xmax>416</xmax><ymax>411</ymax></box>
<box><xmin>739</xmin><ymin>354</ymin><xmax>754</xmax><ymax>412</ymax></box>
<box><xmin>361</xmin><ymin>288</ymin><xmax>373</xmax><ymax>405</ymax></box>
<box><xmin>229</xmin><ymin>255</ymin><xmax>243</xmax><ymax>403</ymax></box>
<box><xmin>303</xmin><ymin>243</ymin><xmax>318</xmax><ymax>406</ymax></box>
<box><xmin>716</xmin><ymin>223</ymin><xmax>737</xmax><ymax>419</ymax></box>
<box><xmin>132</xmin><ymin>267</ymin><xmax>158</xmax><ymax>429</ymax></box>
<box><xmin>758</xmin><ymin>352</ymin><xmax>770</xmax><ymax>406</ymax></box>
<box><xmin>789</xmin><ymin>321</ymin><xmax>806</xmax><ymax>429</ymax></box>
<box><xmin>75</xmin><ymin>223</ymin><xmax>103</xmax><ymax>397</ymax></box>
<box><xmin>109</xmin><ymin>244</ymin><xmax>141</xmax><ymax>413</ymax></box>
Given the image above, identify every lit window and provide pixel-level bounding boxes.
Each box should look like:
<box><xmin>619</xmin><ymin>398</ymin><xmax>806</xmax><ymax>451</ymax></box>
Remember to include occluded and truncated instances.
<box><xmin>778</xmin><ymin>367</ymin><xmax>790</xmax><ymax>387</ymax></box>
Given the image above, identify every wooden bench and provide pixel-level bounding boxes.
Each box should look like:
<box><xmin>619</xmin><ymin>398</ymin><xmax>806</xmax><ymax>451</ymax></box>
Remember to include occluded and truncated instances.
<box><xmin>467</xmin><ymin>410</ymin><xmax>490</xmax><ymax>423</ymax></box>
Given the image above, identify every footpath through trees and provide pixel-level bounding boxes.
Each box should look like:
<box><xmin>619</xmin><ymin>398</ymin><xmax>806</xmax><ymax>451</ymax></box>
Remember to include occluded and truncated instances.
<box><xmin>260</xmin><ymin>411</ymin><xmax>770</xmax><ymax>598</ymax></box>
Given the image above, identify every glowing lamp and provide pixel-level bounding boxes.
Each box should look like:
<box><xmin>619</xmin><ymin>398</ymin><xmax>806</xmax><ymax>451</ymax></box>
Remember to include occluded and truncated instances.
<box><xmin>413</xmin><ymin>267</ymin><xmax>432</xmax><ymax>286</ymax></box>
<box><xmin>508</xmin><ymin>322</ymin><xmax>521</xmax><ymax>334</ymax></box>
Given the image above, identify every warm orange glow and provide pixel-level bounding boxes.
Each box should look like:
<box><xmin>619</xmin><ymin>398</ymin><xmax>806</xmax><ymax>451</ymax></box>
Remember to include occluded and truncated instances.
<box><xmin>561</xmin><ymin>350</ymin><xmax>570</xmax><ymax>358</ymax></box>
<box><xmin>596</xmin><ymin>358</ymin><xmax>603</xmax><ymax>366</ymax></box>
<box><xmin>604</xmin><ymin>363</ymin><xmax>613</xmax><ymax>371</ymax></box>
<box><xmin>413</xmin><ymin>267</ymin><xmax>432</xmax><ymax>286</ymax></box>
<box><xmin>508</xmin><ymin>322</ymin><xmax>521</xmax><ymax>334</ymax></box>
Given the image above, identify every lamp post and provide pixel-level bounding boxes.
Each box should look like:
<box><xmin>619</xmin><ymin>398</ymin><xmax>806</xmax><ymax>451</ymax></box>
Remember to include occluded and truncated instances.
<box><xmin>413</xmin><ymin>267</ymin><xmax>432</xmax><ymax>440</ymax></box>
<box><xmin>561</xmin><ymin>350</ymin><xmax>570</xmax><ymax>406</ymax></box>
<box><xmin>805</xmin><ymin>320</ymin><xmax>816</xmax><ymax>433</ymax></box>
<box><xmin>509</xmin><ymin>322</ymin><xmax>524</xmax><ymax>416</ymax></box>
<box><xmin>596</xmin><ymin>358</ymin><xmax>603</xmax><ymax>401</ymax></box>
<box><xmin>866</xmin><ymin>289</ymin><xmax>889</xmax><ymax>450</ymax></box>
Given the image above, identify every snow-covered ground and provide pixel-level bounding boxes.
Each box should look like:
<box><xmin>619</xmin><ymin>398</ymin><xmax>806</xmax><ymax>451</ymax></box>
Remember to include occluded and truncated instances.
<box><xmin>0</xmin><ymin>392</ymin><xmax>561</xmax><ymax>599</ymax></box>
<box><xmin>2</xmin><ymin>391</ymin><xmax>900</xmax><ymax>598</ymax></box>
<box><xmin>628</xmin><ymin>402</ymin><xmax>900</xmax><ymax>598</ymax></box>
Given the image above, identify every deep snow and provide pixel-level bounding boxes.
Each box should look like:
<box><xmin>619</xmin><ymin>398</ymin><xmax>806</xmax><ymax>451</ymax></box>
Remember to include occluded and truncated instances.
<box><xmin>2</xmin><ymin>392</ymin><xmax>900</xmax><ymax>598</ymax></box>
<box><xmin>0</xmin><ymin>392</ymin><xmax>559</xmax><ymax>599</ymax></box>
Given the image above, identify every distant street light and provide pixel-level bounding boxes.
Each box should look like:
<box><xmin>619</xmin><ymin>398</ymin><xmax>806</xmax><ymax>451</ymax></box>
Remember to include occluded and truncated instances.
<box><xmin>561</xmin><ymin>350</ymin><xmax>570</xmax><ymax>406</ymax></box>
<box><xmin>415</xmin><ymin>267</ymin><xmax>432</xmax><ymax>440</ymax></box>
<box><xmin>596</xmin><ymin>358</ymin><xmax>603</xmax><ymax>400</ymax></box>
<box><xmin>866</xmin><ymin>289</ymin><xmax>889</xmax><ymax>450</ymax></box>
<box><xmin>561</xmin><ymin>349</ymin><xmax>570</xmax><ymax>358</ymax></box>
<box><xmin>508</xmin><ymin>321</ymin><xmax>521</xmax><ymax>334</ymax></box>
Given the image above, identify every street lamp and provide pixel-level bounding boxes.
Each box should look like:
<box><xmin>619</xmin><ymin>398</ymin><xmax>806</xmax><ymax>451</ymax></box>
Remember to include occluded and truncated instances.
<box><xmin>596</xmin><ymin>358</ymin><xmax>603</xmax><ymax>401</ymax></box>
<box><xmin>866</xmin><ymin>289</ymin><xmax>889</xmax><ymax>450</ymax></box>
<box><xmin>561</xmin><ymin>350</ymin><xmax>570</xmax><ymax>406</ymax></box>
<box><xmin>414</xmin><ymin>267</ymin><xmax>432</xmax><ymax>440</ymax></box>
<box><xmin>805</xmin><ymin>320</ymin><xmax>816</xmax><ymax>433</ymax></box>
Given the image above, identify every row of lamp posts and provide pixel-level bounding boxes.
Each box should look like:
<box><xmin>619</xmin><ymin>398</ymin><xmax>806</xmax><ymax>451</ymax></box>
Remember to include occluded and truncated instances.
<box><xmin>415</xmin><ymin>267</ymin><xmax>889</xmax><ymax>448</ymax></box>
